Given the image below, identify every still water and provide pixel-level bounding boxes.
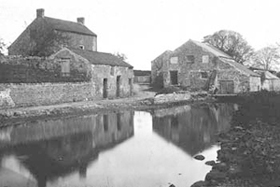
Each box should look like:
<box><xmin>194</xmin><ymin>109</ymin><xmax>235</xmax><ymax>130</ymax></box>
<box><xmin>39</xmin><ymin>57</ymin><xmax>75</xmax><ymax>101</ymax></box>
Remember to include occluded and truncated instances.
<box><xmin>0</xmin><ymin>103</ymin><xmax>235</xmax><ymax>187</ymax></box>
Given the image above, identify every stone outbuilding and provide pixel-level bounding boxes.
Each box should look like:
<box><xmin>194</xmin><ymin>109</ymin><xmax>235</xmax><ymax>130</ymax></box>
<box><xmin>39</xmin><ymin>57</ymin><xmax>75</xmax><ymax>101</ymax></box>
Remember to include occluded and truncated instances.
<box><xmin>256</xmin><ymin>70</ymin><xmax>280</xmax><ymax>91</ymax></box>
<box><xmin>50</xmin><ymin>47</ymin><xmax>134</xmax><ymax>99</ymax></box>
<box><xmin>151</xmin><ymin>39</ymin><xmax>261</xmax><ymax>94</ymax></box>
<box><xmin>133</xmin><ymin>70</ymin><xmax>151</xmax><ymax>84</ymax></box>
<box><xmin>8</xmin><ymin>8</ymin><xmax>97</xmax><ymax>56</ymax></box>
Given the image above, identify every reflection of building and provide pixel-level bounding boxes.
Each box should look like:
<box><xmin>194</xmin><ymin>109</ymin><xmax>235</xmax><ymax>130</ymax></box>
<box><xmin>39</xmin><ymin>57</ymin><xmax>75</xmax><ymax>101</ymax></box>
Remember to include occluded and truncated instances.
<box><xmin>0</xmin><ymin>111</ymin><xmax>134</xmax><ymax>187</ymax></box>
<box><xmin>152</xmin><ymin>104</ymin><xmax>234</xmax><ymax>156</ymax></box>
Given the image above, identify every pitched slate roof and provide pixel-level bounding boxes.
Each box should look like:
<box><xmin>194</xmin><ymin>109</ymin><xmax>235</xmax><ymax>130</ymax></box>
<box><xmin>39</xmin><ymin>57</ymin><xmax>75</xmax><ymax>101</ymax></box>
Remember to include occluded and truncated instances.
<box><xmin>134</xmin><ymin>70</ymin><xmax>151</xmax><ymax>76</ymax></box>
<box><xmin>69</xmin><ymin>48</ymin><xmax>133</xmax><ymax>68</ymax></box>
<box><xmin>190</xmin><ymin>40</ymin><xmax>232</xmax><ymax>58</ymax></box>
<box><xmin>221</xmin><ymin>58</ymin><xmax>260</xmax><ymax>77</ymax></box>
<box><xmin>263</xmin><ymin>71</ymin><xmax>279</xmax><ymax>80</ymax></box>
<box><xmin>254</xmin><ymin>70</ymin><xmax>280</xmax><ymax>80</ymax></box>
<box><xmin>188</xmin><ymin>39</ymin><xmax>259</xmax><ymax>77</ymax></box>
<box><xmin>44</xmin><ymin>17</ymin><xmax>97</xmax><ymax>36</ymax></box>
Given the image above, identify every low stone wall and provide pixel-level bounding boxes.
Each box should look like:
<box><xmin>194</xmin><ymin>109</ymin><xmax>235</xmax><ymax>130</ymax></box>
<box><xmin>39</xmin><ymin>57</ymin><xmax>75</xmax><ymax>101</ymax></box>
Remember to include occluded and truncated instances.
<box><xmin>154</xmin><ymin>92</ymin><xmax>191</xmax><ymax>104</ymax></box>
<box><xmin>0</xmin><ymin>82</ymin><xmax>96</xmax><ymax>109</ymax></box>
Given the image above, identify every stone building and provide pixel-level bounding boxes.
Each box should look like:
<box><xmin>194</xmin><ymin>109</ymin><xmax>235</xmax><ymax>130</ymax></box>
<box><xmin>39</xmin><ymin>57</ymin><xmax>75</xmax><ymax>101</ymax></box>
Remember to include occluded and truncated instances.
<box><xmin>151</xmin><ymin>39</ymin><xmax>261</xmax><ymax>94</ymax></box>
<box><xmin>50</xmin><ymin>47</ymin><xmax>134</xmax><ymax>99</ymax></box>
<box><xmin>0</xmin><ymin>8</ymin><xmax>134</xmax><ymax>109</ymax></box>
<box><xmin>8</xmin><ymin>9</ymin><xmax>97</xmax><ymax>56</ymax></box>
<box><xmin>255</xmin><ymin>70</ymin><xmax>280</xmax><ymax>91</ymax></box>
<box><xmin>133</xmin><ymin>70</ymin><xmax>151</xmax><ymax>84</ymax></box>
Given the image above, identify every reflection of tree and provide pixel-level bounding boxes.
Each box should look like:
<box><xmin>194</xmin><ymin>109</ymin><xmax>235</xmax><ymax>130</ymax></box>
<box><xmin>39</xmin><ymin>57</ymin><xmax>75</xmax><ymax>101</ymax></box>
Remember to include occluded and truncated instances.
<box><xmin>0</xmin><ymin>111</ymin><xmax>135</xmax><ymax>187</ymax></box>
<box><xmin>152</xmin><ymin>104</ymin><xmax>234</xmax><ymax>156</ymax></box>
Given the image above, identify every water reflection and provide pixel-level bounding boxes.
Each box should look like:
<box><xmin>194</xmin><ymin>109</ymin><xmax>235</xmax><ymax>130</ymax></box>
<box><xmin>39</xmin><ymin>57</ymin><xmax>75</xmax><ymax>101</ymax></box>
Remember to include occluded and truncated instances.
<box><xmin>0</xmin><ymin>111</ymin><xmax>134</xmax><ymax>187</ymax></box>
<box><xmin>0</xmin><ymin>104</ymin><xmax>236</xmax><ymax>187</ymax></box>
<box><xmin>152</xmin><ymin>103</ymin><xmax>235</xmax><ymax>156</ymax></box>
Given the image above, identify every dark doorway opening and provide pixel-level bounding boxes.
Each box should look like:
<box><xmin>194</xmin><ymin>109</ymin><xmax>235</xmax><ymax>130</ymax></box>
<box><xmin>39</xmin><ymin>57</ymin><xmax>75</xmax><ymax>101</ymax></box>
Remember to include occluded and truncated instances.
<box><xmin>170</xmin><ymin>71</ymin><xmax>178</xmax><ymax>85</ymax></box>
<box><xmin>103</xmin><ymin>78</ymin><xmax>108</xmax><ymax>98</ymax></box>
<box><xmin>117</xmin><ymin>113</ymin><xmax>122</xmax><ymax>131</ymax></box>
<box><xmin>116</xmin><ymin>76</ymin><xmax>121</xmax><ymax>97</ymax></box>
<box><xmin>103</xmin><ymin>114</ymin><xmax>108</xmax><ymax>132</ymax></box>
<box><xmin>129</xmin><ymin>78</ymin><xmax>133</xmax><ymax>96</ymax></box>
<box><xmin>219</xmin><ymin>80</ymin><xmax>234</xmax><ymax>94</ymax></box>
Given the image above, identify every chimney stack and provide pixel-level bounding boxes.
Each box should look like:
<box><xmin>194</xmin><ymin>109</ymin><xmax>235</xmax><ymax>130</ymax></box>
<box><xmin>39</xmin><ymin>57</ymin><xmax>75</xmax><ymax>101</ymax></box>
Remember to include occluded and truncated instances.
<box><xmin>36</xmin><ymin>8</ymin><xmax>45</xmax><ymax>18</ymax></box>
<box><xmin>77</xmin><ymin>17</ymin><xmax>85</xmax><ymax>25</ymax></box>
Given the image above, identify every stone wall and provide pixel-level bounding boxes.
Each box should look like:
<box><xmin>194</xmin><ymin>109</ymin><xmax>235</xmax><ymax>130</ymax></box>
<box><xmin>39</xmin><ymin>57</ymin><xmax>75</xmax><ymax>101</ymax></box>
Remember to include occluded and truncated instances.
<box><xmin>0</xmin><ymin>82</ymin><xmax>96</xmax><ymax>109</ymax></box>
<box><xmin>151</xmin><ymin>50</ymin><xmax>172</xmax><ymax>88</ymax></box>
<box><xmin>61</xmin><ymin>31</ymin><xmax>97</xmax><ymax>51</ymax></box>
<box><xmin>0</xmin><ymin>56</ymin><xmax>91</xmax><ymax>83</ymax></box>
<box><xmin>218</xmin><ymin>60</ymin><xmax>261</xmax><ymax>93</ymax></box>
<box><xmin>154</xmin><ymin>92</ymin><xmax>191</xmax><ymax>104</ymax></box>
<box><xmin>91</xmin><ymin>65</ymin><xmax>134</xmax><ymax>99</ymax></box>
<box><xmin>8</xmin><ymin>18</ymin><xmax>43</xmax><ymax>56</ymax></box>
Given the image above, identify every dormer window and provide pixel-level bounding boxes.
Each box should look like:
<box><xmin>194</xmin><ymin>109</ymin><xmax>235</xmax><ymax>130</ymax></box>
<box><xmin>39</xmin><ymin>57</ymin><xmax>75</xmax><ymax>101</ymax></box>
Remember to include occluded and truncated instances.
<box><xmin>79</xmin><ymin>45</ymin><xmax>85</xmax><ymax>50</ymax></box>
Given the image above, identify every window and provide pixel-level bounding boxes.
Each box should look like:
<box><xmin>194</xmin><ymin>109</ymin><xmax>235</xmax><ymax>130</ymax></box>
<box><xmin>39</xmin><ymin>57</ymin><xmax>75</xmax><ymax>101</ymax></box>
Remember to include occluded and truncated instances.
<box><xmin>202</xmin><ymin>55</ymin><xmax>209</xmax><ymax>63</ymax></box>
<box><xmin>187</xmin><ymin>55</ymin><xmax>195</xmax><ymax>64</ymax></box>
<box><xmin>60</xmin><ymin>59</ymin><xmax>70</xmax><ymax>77</ymax></box>
<box><xmin>201</xmin><ymin>71</ymin><xmax>208</xmax><ymax>79</ymax></box>
<box><xmin>170</xmin><ymin>56</ymin><xmax>178</xmax><ymax>64</ymax></box>
<box><xmin>110</xmin><ymin>66</ymin><xmax>115</xmax><ymax>76</ymax></box>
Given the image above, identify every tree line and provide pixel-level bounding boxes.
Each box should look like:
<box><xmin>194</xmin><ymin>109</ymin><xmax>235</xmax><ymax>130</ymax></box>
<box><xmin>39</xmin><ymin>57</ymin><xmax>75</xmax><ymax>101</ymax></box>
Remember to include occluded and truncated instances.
<box><xmin>203</xmin><ymin>30</ymin><xmax>280</xmax><ymax>71</ymax></box>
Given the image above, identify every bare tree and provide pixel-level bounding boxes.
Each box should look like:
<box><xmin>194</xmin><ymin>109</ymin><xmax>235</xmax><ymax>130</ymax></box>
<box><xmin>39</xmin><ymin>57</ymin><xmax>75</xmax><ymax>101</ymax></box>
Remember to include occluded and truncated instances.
<box><xmin>203</xmin><ymin>30</ymin><xmax>254</xmax><ymax>64</ymax></box>
<box><xmin>113</xmin><ymin>52</ymin><xmax>128</xmax><ymax>62</ymax></box>
<box><xmin>251</xmin><ymin>45</ymin><xmax>280</xmax><ymax>70</ymax></box>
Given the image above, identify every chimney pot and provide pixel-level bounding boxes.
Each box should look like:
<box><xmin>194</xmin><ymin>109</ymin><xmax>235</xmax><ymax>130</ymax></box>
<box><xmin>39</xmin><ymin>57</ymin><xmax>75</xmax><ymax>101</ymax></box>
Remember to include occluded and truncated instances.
<box><xmin>77</xmin><ymin>17</ymin><xmax>85</xmax><ymax>25</ymax></box>
<box><xmin>36</xmin><ymin>8</ymin><xmax>45</xmax><ymax>18</ymax></box>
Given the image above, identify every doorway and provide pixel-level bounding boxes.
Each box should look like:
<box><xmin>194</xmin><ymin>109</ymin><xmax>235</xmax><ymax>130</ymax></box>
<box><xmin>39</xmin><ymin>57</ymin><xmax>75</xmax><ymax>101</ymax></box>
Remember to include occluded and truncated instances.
<box><xmin>219</xmin><ymin>80</ymin><xmax>234</xmax><ymax>94</ymax></box>
<box><xmin>103</xmin><ymin>78</ymin><xmax>108</xmax><ymax>98</ymax></box>
<box><xmin>129</xmin><ymin>78</ymin><xmax>133</xmax><ymax>96</ymax></box>
<box><xmin>170</xmin><ymin>71</ymin><xmax>178</xmax><ymax>85</ymax></box>
<box><xmin>116</xmin><ymin>76</ymin><xmax>121</xmax><ymax>97</ymax></box>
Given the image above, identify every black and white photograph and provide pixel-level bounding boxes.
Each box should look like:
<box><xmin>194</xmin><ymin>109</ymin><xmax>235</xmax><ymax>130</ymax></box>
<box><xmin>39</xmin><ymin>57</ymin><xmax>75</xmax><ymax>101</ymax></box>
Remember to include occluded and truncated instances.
<box><xmin>1</xmin><ymin>0</ymin><xmax>280</xmax><ymax>187</ymax></box>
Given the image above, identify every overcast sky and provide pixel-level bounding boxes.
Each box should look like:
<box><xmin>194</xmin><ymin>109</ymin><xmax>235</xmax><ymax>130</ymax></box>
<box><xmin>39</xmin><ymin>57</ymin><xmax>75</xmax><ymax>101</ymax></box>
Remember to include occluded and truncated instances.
<box><xmin>1</xmin><ymin>0</ymin><xmax>280</xmax><ymax>70</ymax></box>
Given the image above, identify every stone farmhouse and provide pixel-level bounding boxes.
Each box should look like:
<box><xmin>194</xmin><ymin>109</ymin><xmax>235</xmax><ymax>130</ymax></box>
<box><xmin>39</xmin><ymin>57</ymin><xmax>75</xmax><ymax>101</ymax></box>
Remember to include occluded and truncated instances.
<box><xmin>151</xmin><ymin>39</ymin><xmax>261</xmax><ymax>94</ymax></box>
<box><xmin>0</xmin><ymin>9</ymin><xmax>133</xmax><ymax>109</ymax></box>
<box><xmin>8</xmin><ymin>9</ymin><xmax>97</xmax><ymax>56</ymax></box>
